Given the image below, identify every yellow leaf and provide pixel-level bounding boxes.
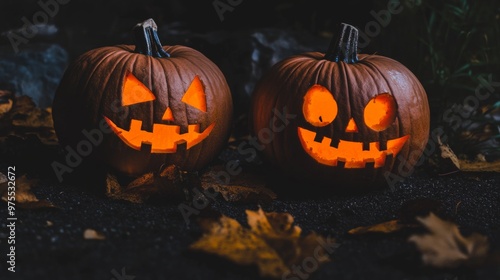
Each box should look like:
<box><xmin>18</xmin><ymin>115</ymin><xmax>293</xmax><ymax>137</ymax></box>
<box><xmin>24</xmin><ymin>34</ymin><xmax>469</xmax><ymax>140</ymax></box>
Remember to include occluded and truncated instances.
<box><xmin>190</xmin><ymin>208</ymin><xmax>334</xmax><ymax>279</ymax></box>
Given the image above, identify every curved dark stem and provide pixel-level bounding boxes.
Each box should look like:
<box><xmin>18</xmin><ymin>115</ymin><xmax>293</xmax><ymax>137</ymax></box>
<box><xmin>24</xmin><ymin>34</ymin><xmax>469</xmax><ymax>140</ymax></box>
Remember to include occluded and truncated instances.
<box><xmin>133</xmin><ymin>18</ymin><xmax>170</xmax><ymax>58</ymax></box>
<box><xmin>324</xmin><ymin>23</ymin><xmax>359</xmax><ymax>63</ymax></box>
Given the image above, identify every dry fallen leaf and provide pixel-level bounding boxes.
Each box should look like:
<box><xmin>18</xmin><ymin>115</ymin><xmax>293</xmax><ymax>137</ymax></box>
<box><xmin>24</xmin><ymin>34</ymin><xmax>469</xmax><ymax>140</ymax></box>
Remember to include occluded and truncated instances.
<box><xmin>200</xmin><ymin>165</ymin><xmax>276</xmax><ymax>203</ymax></box>
<box><xmin>190</xmin><ymin>208</ymin><xmax>335</xmax><ymax>278</ymax></box>
<box><xmin>0</xmin><ymin>174</ymin><xmax>56</xmax><ymax>209</ymax></box>
<box><xmin>0</xmin><ymin>89</ymin><xmax>14</xmax><ymax>118</ymax></box>
<box><xmin>349</xmin><ymin>198</ymin><xmax>441</xmax><ymax>235</ymax></box>
<box><xmin>0</xmin><ymin>96</ymin><xmax>58</xmax><ymax>145</ymax></box>
<box><xmin>83</xmin><ymin>229</ymin><xmax>106</xmax><ymax>240</ymax></box>
<box><xmin>0</xmin><ymin>172</ymin><xmax>6</xmax><ymax>184</ymax></box>
<box><xmin>456</xmin><ymin>160</ymin><xmax>500</xmax><ymax>172</ymax></box>
<box><xmin>409</xmin><ymin>213</ymin><xmax>489</xmax><ymax>268</ymax></box>
<box><xmin>0</xmin><ymin>99</ymin><xmax>13</xmax><ymax>117</ymax></box>
<box><xmin>348</xmin><ymin>220</ymin><xmax>407</xmax><ymax>235</ymax></box>
<box><xmin>105</xmin><ymin>165</ymin><xmax>186</xmax><ymax>203</ymax></box>
<box><xmin>438</xmin><ymin>136</ymin><xmax>500</xmax><ymax>172</ymax></box>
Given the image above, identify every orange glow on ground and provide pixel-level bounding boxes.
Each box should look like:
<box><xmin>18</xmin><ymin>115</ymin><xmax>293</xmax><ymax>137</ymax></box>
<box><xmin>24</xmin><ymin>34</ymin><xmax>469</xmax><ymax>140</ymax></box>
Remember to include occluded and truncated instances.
<box><xmin>298</xmin><ymin>127</ymin><xmax>409</xmax><ymax>168</ymax></box>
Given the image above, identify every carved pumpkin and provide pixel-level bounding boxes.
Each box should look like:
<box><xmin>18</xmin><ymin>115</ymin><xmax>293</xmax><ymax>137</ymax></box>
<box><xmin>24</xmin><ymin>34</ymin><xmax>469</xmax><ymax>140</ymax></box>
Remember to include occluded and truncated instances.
<box><xmin>250</xmin><ymin>23</ymin><xmax>430</xmax><ymax>188</ymax></box>
<box><xmin>52</xmin><ymin>19</ymin><xmax>232</xmax><ymax>176</ymax></box>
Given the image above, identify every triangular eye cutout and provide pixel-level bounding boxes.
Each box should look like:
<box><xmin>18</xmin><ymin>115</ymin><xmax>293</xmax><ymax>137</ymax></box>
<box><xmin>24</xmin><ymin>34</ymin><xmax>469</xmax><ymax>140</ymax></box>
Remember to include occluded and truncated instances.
<box><xmin>181</xmin><ymin>76</ymin><xmax>207</xmax><ymax>112</ymax></box>
<box><xmin>122</xmin><ymin>72</ymin><xmax>156</xmax><ymax>106</ymax></box>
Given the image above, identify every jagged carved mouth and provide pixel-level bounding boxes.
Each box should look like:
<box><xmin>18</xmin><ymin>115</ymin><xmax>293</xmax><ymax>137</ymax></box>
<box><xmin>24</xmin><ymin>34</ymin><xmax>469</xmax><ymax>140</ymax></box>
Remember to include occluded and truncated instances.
<box><xmin>298</xmin><ymin>127</ymin><xmax>409</xmax><ymax>168</ymax></box>
<box><xmin>104</xmin><ymin>117</ymin><xmax>214</xmax><ymax>153</ymax></box>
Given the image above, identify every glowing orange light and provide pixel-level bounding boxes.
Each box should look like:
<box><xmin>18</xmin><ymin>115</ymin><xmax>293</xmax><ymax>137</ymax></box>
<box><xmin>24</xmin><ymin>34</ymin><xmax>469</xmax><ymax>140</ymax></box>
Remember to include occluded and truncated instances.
<box><xmin>162</xmin><ymin>107</ymin><xmax>174</xmax><ymax>121</ymax></box>
<box><xmin>122</xmin><ymin>73</ymin><xmax>156</xmax><ymax>106</ymax></box>
<box><xmin>105</xmin><ymin>74</ymin><xmax>213</xmax><ymax>153</ymax></box>
<box><xmin>303</xmin><ymin>84</ymin><xmax>337</xmax><ymax>127</ymax></box>
<box><xmin>298</xmin><ymin>87</ymin><xmax>408</xmax><ymax>168</ymax></box>
<box><xmin>105</xmin><ymin>117</ymin><xmax>214</xmax><ymax>153</ymax></box>
<box><xmin>364</xmin><ymin>93</ymin><xmax>397</xmax><ymax>131</ymax></box>
<box><xmin>298</xmin><ymin>127</ymin><xmax>408</xmax><ymax>168</ymax></box>
<box><xmin>345</xmin><ymin>118</ymin><xmax>358</xmax><ymax>132</ymax></box>
<box><xmin>181</xmin><ymin>75</ymin><xmax>207</xmax><ymax>112</ymax></box>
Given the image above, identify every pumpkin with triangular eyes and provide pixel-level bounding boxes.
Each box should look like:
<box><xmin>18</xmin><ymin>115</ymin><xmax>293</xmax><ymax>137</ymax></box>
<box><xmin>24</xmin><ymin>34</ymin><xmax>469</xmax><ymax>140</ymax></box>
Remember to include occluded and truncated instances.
<box><xmin>250</xmin><ymin>23</ymin><xmax>430</xmax><ymax>189</ymax></box>
<box><xmin>52</xmin><ymin>19</ymin><xmax>232</xmax><ymax>177</ymax></box>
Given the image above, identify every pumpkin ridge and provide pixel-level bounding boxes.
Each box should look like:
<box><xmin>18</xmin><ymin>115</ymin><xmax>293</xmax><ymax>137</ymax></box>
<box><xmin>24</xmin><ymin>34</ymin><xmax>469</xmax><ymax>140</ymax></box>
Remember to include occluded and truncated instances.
<box><xmin>53</xmin><ymin>18</ymin><xmax>232</xmax><ymax>176</ymax></box>
<box><xmin>250</xmin><ymin>23</ymin><xmax>429</xmax><ymax>188</ymax></box>
<box><xmin>92</xmin><ymin>52</ymin><xmax>132</xmax><ymax>123</ymax></box>
<box><xmin>272</xmin><ymin>58</ymin><xmax>317</xmax><ymax>164</ymax></box>
<box><xmin>78</xmin><ymin>50</ymin><xmax>120</xmax><ymax>102</ymax></box>
<box><xmin>362</xmin><ymin>58</ymin><xmax>406</xmax><ymax>139</ymax></box>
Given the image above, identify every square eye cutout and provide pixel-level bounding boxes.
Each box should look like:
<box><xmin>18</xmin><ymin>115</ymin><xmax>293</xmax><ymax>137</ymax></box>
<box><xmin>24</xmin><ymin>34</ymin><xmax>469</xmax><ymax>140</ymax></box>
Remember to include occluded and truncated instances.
<box><xmin>122</xmin><ymin>72</ymin><xmax>156</xmax><ymax>106</ymax></box>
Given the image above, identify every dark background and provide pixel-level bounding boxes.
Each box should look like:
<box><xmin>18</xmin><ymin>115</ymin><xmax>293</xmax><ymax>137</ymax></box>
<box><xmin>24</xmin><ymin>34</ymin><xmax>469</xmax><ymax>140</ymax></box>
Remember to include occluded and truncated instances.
<box><xmin>1</xmin><ymin>1</ymin><xmax>500</xmax><ymax>280</ymax></box>
<box><xmin>1</xmin><ymin>0</ymin><xmax>499</xmax><ymax>159</ymax></box>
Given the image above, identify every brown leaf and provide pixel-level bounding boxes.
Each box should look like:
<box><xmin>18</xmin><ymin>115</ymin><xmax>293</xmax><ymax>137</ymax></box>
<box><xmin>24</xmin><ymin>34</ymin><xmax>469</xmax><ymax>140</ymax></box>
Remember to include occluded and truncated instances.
<box><xmin>437</xmin><ymin>137</ymin><xmax>500</xmax><ymax>172</ymax></box>
<box><xmin>0</xmin><ymin>174</ymin><xmax>56</xmax><ymax>209</ymax></box>
<box><xmin>0</xmin><ymin>99</ymin><xmax>13</xmax><ymax>117</ymax></box>
<box><xmin>408</xmin><ymin>213</ymin><xmax>489</xmax><ymax>268</ymax></box>
<box><xmin>457</xmin><ymin>160</ymin><xmax>500</xmax><ymax>172</ymax></box>
<box><xmin>348</xmin><ymin>220</ymin><xmax>407</xmax><ymax>235</ymax></box>
<box><xmin>201</xmin><ymin>165</ymin><xmax>276</xmax><ymax>203</ymax></box>
<box><xmin>0</xmin><ymin>89</ymin><xmax>14</xmax><ymax>116</ymax></box>
<box><xmin>83</xmin><ymin>229</ymin><xmax>106</xmax><ymax>240</ymax></box>
<box><xmin>438</xmin><ymin>137</ymin><xmax>462</xmax><ymax>170</ymax></box>
<box><xmin>348</xmin><ymin>198</ymin><xmax>441</xmax><ymax>235</ymax></box>
<box><xmin>105</xmin><ymin>165</ymin><xmax>185</xmax><ymax>203</ymax></box>
<box><xmin>190</xmin><ymin>208</ymin><xmax>333</xmax><ymax>278</ymax></box>
<box><xmin>0</xmin><ymin>96</ymin><xmax>58</xmax><ymax>145</ymax></box>
<box><xmin>0</xmin><ymin>172</ymin><xmax>6</xmax><ymax>184</ymax></box>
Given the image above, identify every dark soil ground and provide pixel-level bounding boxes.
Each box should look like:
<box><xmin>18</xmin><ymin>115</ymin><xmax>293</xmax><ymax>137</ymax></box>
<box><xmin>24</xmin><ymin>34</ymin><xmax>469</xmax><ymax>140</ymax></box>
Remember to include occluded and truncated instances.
<box><xmin>1</xmin><ymin>146</ymin><xmax>500</xmax><ymax>280</ymax></box>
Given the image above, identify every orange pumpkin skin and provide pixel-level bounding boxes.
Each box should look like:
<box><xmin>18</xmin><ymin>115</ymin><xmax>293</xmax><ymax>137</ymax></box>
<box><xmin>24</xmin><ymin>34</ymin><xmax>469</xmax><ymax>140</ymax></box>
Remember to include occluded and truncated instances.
<box><xmin>250</xmin><ymin>24</ymin><xmax>430</xmax><ymax>189</ymax></box>
<box><xmin>52</xmin><ymin>19</ymin><xmax>232</xmax><ymax>176</ymax></box>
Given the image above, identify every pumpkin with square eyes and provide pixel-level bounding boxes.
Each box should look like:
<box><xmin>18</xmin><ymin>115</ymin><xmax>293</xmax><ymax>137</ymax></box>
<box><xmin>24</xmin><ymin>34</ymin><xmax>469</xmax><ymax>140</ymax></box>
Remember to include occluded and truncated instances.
<box><xmin>250</xmin><ymin>23</ymin><xmax>430</xmax><ymax>189</ymax></box>
<box><xmin>52</xmin><ymin>19</ymin><xmax>233</xmax><ymax>177</ymax></box>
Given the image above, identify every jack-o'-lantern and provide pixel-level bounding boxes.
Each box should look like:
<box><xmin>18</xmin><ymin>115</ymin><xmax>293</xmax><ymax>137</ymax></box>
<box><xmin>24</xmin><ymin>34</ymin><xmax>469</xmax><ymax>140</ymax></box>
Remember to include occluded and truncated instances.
<box><xmin>52</xmin><ymin>18</ymin><xmax>232</xmax><ymax>177</ymax></box>
<box><xmin>250</xmin><ymin>23</ymin><xmax>430</xmax><ymax>189</ymax></box>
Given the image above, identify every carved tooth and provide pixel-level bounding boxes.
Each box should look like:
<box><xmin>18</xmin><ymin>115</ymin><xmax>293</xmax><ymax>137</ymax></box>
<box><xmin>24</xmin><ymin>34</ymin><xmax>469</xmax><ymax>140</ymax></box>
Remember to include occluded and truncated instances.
<box><xmin>384</xmin><ymin>154</ymin><xmax>394</xmax><ymax>168</ymax></box>
<box><xmin>140</xmin><ymin>142</ymin><xmax>152</xmax><ymax>153</ymax></box>
<box><xmin>337</xmin><ymin>158</ymin><xmax>346</xmax><ymax>168</ymax></box>
<box><xmin>176</xmin><ymin>141</ymin><xmax>187</xmax><ymax>153</ymax></box>
<box><xmin>329</xmin><ymin>137</ymin><xmax>340</xmax><ymax>148</ymax></box>
<box><xmin>314</xmin><ymin>133</ymin><xmax>324</xmax><ymax>143</ymax></box>
<box><xmin>364</xmin><ymin>161</ymin><xmax>375</xmax><ymax>169</ymax></box>
<box><xmin>362</xmin><ymin>142</ymin><xmax>370</xmax><ymax>151</ymax></box>
<box><xmin>379</xmin><ymin>140</ymin><xmax>387</xmax><ymax>151</ymax></box>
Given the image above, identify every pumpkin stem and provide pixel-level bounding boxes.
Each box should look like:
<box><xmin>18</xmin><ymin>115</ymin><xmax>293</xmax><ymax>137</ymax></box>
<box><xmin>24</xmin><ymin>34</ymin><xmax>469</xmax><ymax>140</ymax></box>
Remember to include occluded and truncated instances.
<box><xmin>324</xmin><ymin>23</ymin><xmax>359</xmax><ymax>63</ymax></box>
<box><xmin>133</xmin><ymin>18</ymin><xmax>170</xmax><ymax>58</ymax></box>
